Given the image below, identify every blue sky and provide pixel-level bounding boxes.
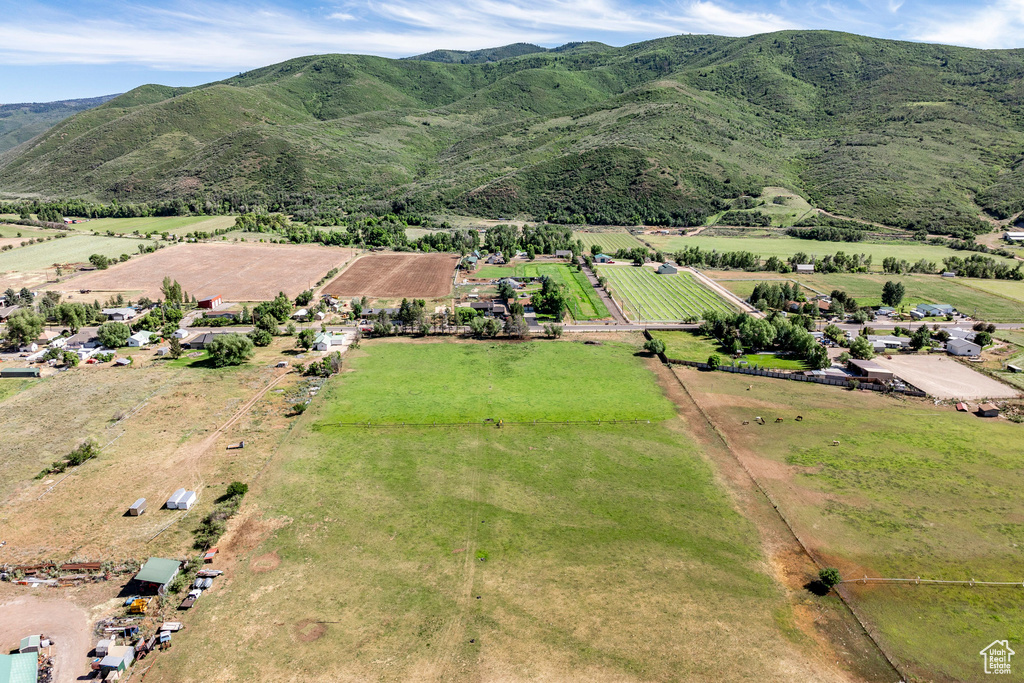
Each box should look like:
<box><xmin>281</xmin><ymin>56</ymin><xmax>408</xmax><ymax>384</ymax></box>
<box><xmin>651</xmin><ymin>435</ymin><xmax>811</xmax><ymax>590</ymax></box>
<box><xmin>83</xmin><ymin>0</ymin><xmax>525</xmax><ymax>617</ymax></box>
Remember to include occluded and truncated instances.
<box><xmin>1</xmin><ymin>0</ymin><xmax>1020</xmax><ymax>102</ymax></box>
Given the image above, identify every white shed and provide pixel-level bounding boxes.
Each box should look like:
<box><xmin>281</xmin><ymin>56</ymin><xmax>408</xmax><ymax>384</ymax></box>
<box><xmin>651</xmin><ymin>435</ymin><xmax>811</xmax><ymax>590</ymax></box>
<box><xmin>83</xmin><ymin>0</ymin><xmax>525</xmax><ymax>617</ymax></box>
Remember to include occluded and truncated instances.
<box><xmin>166</xmin><ymin>488</ymin><xmax>186</xmax><ymax>509</ymax></box>
<box><xmin>947</xmin><ymin>338</ymin><xmax>982</xmax><ymax>356</ymax></box>
<box><xmin>172</xmin><ymin>329</ymin><xmax>189</xmax><ymax>339</ymax></box>
<box><xmin>178</xmin><ymin>491</ymin><xmax>197</xmax><ymax>510</ymax></box>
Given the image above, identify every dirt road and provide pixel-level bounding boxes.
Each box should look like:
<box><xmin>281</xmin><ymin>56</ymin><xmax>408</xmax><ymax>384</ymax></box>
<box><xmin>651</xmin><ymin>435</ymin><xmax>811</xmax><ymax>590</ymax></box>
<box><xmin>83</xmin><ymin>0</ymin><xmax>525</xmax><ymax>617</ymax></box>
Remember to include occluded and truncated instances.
<box><xmin>0</xmin><ymin>594</ymin><xmax>91</xmax><ymax>682</ymax></box>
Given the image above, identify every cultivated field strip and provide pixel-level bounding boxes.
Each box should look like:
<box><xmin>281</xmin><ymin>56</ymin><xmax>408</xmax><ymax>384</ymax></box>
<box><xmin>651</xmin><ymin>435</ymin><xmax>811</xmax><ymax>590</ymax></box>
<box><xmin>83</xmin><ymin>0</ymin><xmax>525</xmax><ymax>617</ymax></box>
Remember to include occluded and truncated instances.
<box><xmin>599</xmin><ymin>266</ymin><xmax>735</xmax><ymax>321</ymax></box>
<box><xmin>573</xmin><ymin>230</ymin><xmax>648</xmax><ymax>253</ymax></box>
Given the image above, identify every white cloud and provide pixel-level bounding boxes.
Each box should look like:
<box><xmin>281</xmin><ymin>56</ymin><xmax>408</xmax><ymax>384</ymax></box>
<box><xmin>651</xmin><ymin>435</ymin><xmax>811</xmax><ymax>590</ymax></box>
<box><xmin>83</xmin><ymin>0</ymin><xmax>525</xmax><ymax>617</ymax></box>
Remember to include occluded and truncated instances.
<box><xmin>911</xmin><ymin>0</ymin><xmax>1024</xmax><ymax>48</ymax></box>
<box><xmin>0</xmin><ymin>0</ymin><xmax>798</xmax><ymax>69</ymax></box>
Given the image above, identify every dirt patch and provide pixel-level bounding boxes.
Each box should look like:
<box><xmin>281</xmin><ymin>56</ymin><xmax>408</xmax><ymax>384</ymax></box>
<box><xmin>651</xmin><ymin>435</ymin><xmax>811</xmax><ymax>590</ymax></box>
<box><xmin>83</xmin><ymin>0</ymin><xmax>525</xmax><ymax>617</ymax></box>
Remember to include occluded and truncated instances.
<box><xmin>0</xmin><ymin>594</ymin><xmax>91</xmax><ymax>682</ymax></box>
<box><xmin>323</xmin><ymin>253</ymin><xmax>458</xmax><ymax>298</ymax></box>
<box><xmin>293</xmin><ymin>619</ymin><xmax>327</xmax><ymax>642</ymax></box>
<box><xmin>52</xmin><ymin>242</ymin><xmax>356</xmax><ymax>301</ymax></box>
<box><xmin>871</xmin><ymin>354</ymin><xmax>1020</xmax><ymax>400</ymax></box>
<box><xmin>251</xmin><ymin>551</ymin><xmax>281</xmax><ymax>574</ymax></box>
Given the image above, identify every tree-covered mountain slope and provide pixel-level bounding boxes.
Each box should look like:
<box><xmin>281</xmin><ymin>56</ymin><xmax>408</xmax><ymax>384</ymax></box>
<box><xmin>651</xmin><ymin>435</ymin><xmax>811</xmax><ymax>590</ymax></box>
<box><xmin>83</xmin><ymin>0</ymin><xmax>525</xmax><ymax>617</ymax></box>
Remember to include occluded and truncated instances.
<box><xmin>3</xmin><ymin>31</ymin><xmax>1024</xmax><ymax>234</ymax></box>
<box><xmin>0</xmin><ymin>94</ymin><xmax>119</xmax><ymax>153</ymax></box>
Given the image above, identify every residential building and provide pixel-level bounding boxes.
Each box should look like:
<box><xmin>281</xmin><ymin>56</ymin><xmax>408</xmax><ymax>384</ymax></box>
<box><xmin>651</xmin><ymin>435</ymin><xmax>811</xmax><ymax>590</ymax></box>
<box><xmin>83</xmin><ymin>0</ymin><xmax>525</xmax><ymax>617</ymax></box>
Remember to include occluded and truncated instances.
<box><xmin>102</xmin><ymin>307</ymin><xmax>136</xmax><ymax>321</ymax></box>
<box><xmin>947</xmin><ymin>338</ymin><xmax>982</xmax><ymax>356</ymax></box>
<box><xmin>914</xmin><ymin>303</ymin><xmax>955</xmax><ymax>317</ymax></box>
<box><xmin>314</xmin><ymin>332</ymin><xmax>344</xmax><ymax>351</ymax></box>
<box><xmin>127</xmin><ymin>331</ymin><xmax>153</xmax><ymax>347</ymax></box>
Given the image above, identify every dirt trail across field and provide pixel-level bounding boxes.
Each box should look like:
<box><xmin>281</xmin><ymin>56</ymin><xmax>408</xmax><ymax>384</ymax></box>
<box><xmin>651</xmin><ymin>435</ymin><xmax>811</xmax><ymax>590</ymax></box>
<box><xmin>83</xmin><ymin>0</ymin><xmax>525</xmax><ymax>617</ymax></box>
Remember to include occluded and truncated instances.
<box><xmin>0</xmin><ymin>594</ymin><xmax>90</xmax><ymax>683</ymax></box>
<box><xmin>580</xmin><ymin>262</ymin><xmax>627</xmax><ymax>323</ymax></box>
<box><xmin>649</xmin><ymin>359</ymin><xmax>901</xmax><ymax>682</ymax></box>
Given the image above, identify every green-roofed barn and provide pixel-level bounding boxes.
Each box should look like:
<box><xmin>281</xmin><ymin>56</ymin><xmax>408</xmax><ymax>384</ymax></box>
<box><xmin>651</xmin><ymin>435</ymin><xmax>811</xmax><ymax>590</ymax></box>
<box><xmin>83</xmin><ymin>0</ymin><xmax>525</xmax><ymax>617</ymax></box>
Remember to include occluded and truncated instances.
<box><xmin>135</xmin><ymin>557</ymin><xmax>180</xmax><ymax>595</ymax></box>
<box><xmin>0</xmin><ymin>652</ymin><xmax>38</xmax><ymax>683</ymax></box>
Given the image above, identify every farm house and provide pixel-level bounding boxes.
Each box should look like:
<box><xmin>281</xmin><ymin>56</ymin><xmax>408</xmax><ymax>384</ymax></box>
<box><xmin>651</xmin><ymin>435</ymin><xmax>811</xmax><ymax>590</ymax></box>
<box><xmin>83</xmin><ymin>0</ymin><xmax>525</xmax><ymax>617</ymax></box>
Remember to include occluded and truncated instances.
<box><xmin>134</xmin><ymin>558</ymin><xmax>181</xmax><ymax>594</ymax></box>
<box><xmin>102</xmin><ymin>307</ymin><xmax>136</xmax><ymax>321</ymax></box>
<box><xmin>127</xmin><ymin>331</ymin><xmax>153</xmax><ymax>347</ymax></box>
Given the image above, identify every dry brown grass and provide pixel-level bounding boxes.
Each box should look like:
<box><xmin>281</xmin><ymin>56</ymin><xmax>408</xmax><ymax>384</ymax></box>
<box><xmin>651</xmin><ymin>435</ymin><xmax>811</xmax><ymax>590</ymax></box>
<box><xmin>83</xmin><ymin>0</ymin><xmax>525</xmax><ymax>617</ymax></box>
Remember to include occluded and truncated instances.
<box><xmin>323</xmin><ymin>252</ymin><xmax>459</xmax><ymax>298</ymax></box>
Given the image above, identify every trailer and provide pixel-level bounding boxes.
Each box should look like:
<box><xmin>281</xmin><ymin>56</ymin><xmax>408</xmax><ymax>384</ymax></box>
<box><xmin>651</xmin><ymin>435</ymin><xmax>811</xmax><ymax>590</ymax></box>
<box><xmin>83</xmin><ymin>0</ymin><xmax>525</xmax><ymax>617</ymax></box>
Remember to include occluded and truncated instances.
<box><xmin>166</xmin><ymin>488</ymin><xmax>186</xmax><ymax>509</ymax></box>
<box><xmin>202</xmin><ymin>548</ymin><xmax>218</xmax><ymax>563</ymax></box>
<box><xmin>129</xmin><ymin>498</ymin><xmax>146</xmax><ymax>516</ymax></box>
<box><xmin>178</xmin><ymin>596</ymin><xmax>196</xmax><ymax>610</ymax></box>
<box><xmin>177</xmin><ymin>491</ymin><xmax>197</xmax><ymax>510</ymax></box>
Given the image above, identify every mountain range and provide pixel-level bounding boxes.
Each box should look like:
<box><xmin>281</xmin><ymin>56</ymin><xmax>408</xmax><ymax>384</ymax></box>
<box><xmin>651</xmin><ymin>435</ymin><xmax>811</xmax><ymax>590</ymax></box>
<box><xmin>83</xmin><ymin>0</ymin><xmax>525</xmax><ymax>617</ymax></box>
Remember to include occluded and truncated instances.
<box><xmin>2</xmin><ymin>31</ymin><xmax>1024</xmax><ymax>233</ymax></box>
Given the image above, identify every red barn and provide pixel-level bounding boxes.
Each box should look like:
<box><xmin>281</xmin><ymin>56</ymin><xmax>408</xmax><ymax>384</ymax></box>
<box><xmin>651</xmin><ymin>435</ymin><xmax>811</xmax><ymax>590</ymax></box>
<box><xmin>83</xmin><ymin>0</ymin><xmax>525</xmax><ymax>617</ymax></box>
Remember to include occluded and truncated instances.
<box><xmin>198</xmin><ymin>295</ymin><xmax>222</xmax><ymax>309</ymax></box>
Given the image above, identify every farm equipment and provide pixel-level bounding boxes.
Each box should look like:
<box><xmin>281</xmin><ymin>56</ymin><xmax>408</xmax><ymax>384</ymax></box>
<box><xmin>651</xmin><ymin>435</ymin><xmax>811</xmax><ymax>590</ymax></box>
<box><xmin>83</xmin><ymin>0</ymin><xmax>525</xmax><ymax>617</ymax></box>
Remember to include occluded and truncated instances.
<box><xmin>128</xmin><ymin>598</ymin><xmax>152</xmax><ymax>615</ymax></box>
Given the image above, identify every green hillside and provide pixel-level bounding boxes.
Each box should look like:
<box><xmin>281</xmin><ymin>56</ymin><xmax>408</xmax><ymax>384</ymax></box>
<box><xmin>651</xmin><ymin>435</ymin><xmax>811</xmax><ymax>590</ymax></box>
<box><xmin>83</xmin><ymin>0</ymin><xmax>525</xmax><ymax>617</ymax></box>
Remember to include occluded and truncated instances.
<box><xmin>3</xmin><ymin>31</ymin><xmax>1024</xmax><ymax>236</ymax></box>
<box><xmin>0</xmin><ymin>94</ymin><xmax>119</xmax><ymax>153</ymax></box>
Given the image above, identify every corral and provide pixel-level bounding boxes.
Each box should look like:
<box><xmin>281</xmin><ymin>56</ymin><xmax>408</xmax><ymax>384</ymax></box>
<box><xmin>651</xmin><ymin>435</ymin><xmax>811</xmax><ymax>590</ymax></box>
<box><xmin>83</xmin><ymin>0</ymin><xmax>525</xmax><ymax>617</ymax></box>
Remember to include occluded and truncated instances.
<box><xmin>55</xmin><ymin>242</ymin><xmax>356</xmax><ymax>301</ymax></box>
<box><xmin>597</xmin><ymin>265</ymin><xmax>735</xmax><ymax>321</ymax></box>
<box><xmin>322</xmin><ymin>252</ymin><xmax>458</xmax><ymax>298</ymax></box>
<box><xmin>869</xmin><ymin>354</ymin><xmax>1019</xmax><ymax>399</ymax></box>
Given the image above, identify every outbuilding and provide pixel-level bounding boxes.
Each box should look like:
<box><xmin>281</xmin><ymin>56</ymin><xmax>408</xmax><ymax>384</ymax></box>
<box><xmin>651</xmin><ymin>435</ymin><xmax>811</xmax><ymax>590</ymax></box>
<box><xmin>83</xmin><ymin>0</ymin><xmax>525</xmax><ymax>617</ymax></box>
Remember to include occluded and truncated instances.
<box><xmin>594</xmin><ymin>254</ymin><xmax>613</xmax><ymax>264</ymax></box>
<box><xmin>172</xmin><ymin>329</ymin><xmax>189</xmax><ymax>339</ymax></box>
<box><xmin>947</xmin><ymin>338</ymin><xmax>981</xmax><ymax>357</ymax></box>
<box><xmin>0</xmin><ymin>368</ymin><xmax>39</xmax><ymax>378</ymax></box>
<box><xmin>656</xmin><ymin>263</ymin><xmax>678</xmax><ymax>275</ymax></box>
<box><xmin>796</xmin><ymin>264</ymin><xmax>815</xmax><ymax>273</ymax></box>
<box><xmin>177</xmin><ymin>491</ymin><xmax>197</xmax><ymax>510</ymax></box>
<box><xmin>198</xmin><ymin>295</ymin><xmax>222</xmax><ymax>309</ymax></box>
<box><xmin>129</xmin><ymin>498</ymin><xmax>146</xmax><ymax>516</ymax></box>
<box><xmin>554</xmin><ymin>250</ymin><xmax>573</xmax><ymax>259</ymax></box>
<box><xmin>134</xmin><ymin>558</ymin><xmax>181</xmax><ymax>594</ymax></box>
<box><xmin>847</xmin><ymin>358</ymin><xmax>896</xmax><ymax>382</ymax></box>
<box><xmin>18</xmin><ymin>636</ymin><xmax>40</xmax><ymax>654</ymax></box>
<box><xmin>95</xmin><ymin>639</ymin><xmax>113</xmax><ymax>657</ymax></box>
<box><xmin>166</xmin><ymin>488</ymin><xmax>186</xmax><ymax>509</ymax></box>
<box><xmin>978</xmin><ymin>402</ymin><xmax>1000</xmax><ymax>417</ymax></box>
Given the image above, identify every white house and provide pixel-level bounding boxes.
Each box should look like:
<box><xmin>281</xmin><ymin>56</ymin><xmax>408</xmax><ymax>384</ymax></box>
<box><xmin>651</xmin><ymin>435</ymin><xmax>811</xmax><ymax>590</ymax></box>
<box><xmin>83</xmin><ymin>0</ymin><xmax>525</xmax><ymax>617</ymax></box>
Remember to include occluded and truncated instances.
<box><xmin>127</xmin><ymin>331</ymin><xmax>153</xmax><ymax>347</ymax></box>
<box><xmin>947</xmin><ymin>338</ymin><xmax>982</xmax><ymax>356</ymax></box>
<box><xmin>102</xmin><ymin>307</ymin><xmax>137</xmax><ymax>321</ymax></box>
<box><xmin>314</xmin><ymin>332</ymin><xmax>344</xmax><ymax>352</ymax></box>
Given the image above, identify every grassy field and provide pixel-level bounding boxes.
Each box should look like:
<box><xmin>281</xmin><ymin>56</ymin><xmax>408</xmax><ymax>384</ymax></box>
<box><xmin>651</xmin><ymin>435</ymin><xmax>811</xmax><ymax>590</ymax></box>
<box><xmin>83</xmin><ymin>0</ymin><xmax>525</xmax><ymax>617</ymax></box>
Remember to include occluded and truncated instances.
<box><xmin>650</xmin><ymin>330</ymin><xmax>808</xmax><ymax>370</ymax></box>
<box><xmin>959</xmin><ymin>278</ymin><xmax>1024</xmax><ymax>302</ymax></box>
<box><xmin>646</xmin><ymin>235</ymin><xmax>1013</xmax><ymax>270</ymax></box>
<box><xmin>597</xmin><ymin>265</ymin><xmax>735</xmax><ymax>321</ymax></box>
<box><xmin>0</xmin><ymin>235</ymin><xmax>158</xmax><ymax>271</ymax></box>
<box><xmin>0</xmin><ymin>378</ymin><xmax>36</xmax><ymax>403</ymax></box>
<box><xmin>707</xmin><ymin>271</ymin><xmax>1024</xmax><ymax>321</ymax></box>
<box><xmin>573</xmin><ymin>229</ymin><xmax>648</xmax><ymax>254</ymax></box>
<box><xmin>473</xmin><ymin>263</ymin><xmax>610</xmax><ymax>320</ymax></box>
<box><xmin>145</xmin><ymin>339</ymin><xmax>847</xmax><ymax>682</ymax></box>
<box><xmin>682</xmin><ymin>368</ymin><xmax>1024</xmax><ymax>682</ymax></box>
<box><xmin>70</xmin><ymin>215</ymin><xmax>237</xmax><ymax>236</ymax></box>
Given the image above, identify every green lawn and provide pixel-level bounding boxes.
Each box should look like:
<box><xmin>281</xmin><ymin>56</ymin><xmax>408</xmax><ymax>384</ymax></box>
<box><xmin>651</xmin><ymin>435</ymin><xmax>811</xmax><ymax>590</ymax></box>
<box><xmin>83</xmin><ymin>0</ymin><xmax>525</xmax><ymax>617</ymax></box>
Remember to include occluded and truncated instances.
<box><xmin>597</xmin><ymin>265</ymin><xmax>735</xmax><ymax>321</ymax></box>
<box><xmin>646</xmin><ymin>235</ymin><xmax>1014</xmax><ymax>270</ymax></box>
<box><xmin>0</xmin><ymin>235</ymin><xmax>159</xmax><ymax>271</ymax></box>
<box><xmin>708</xmin><ymin>271</ymin><xmax>1024</xmax><ymax>321</ymax></box>
<box><xmin>686</xmin><ymin>369</ymin><xmax>1024</xmax><ymax>682</ymax></box>
<box><xmin>73</xmin><ymin>215</ymin><xmax>237</xmax><ymax>236</ymax></box>
<box><xmin>651</xmin><ymin>330</ymin><xmax>808</xmax><ymax>370</ymax></box>
<box><xmin>472</xmin><ymin>263</ymin><xmax>610</xmax><ymax>320</ymax></box>
<box><xmin>151</xmin><ymin>339</ymin><xmax>832</xmax><ymax>681</ymax></box>
<box><xmin>0</xmin><ymin>378</ymin><xmax>37</xmax><ymax>402</ymax></box>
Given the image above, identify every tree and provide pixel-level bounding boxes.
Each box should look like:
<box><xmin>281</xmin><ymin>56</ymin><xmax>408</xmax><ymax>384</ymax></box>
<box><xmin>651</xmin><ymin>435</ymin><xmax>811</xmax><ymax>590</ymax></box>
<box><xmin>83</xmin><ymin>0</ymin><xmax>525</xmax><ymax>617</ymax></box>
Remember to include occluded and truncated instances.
<box><xmin>169</xmin><ymin>337</ymin><xmax>183</xmax><ymax>359</ymax></box>
<box><xmin>295</xmin><ymin>289</ymin><xmax>313</xmax><ymax>306</ymax></box>
<box><xmin>89</xmin><ymin>254</ymin><xmax>111</xmax><ymax>270</ymax></box>
<box><xmin>848</xmin><ymin>335</ymin><xmax>874</xmax><ymax>360</ymax></box>
<box><xmin>591</xmin><ymin>244</ymin><xmax>603</xmax><ymax>256</ymax></box>
<box><xmin>881</xmin><ymin>280</ymin><xmax>905</xmax><ymax>307</ymax></box>
<box><xmin>247</xmin><ymin>329</ymin><xmax>273</xmax><ymax>347</ymax></box>
<box><xmin>504</xmin><ymin>315</ymin><xmax>529</xmax><ymax>338</ymax></box>
<box><xmin>56</xmin><ymin>302</ymin><xmax>88</xmax><ymax>334</ymax></box>
<box><xmin>207</xmin><ymin>333</ymin><xmax>255</xmax><ymax>367</ymax></box>
<box><xmin>806</xmin><ymin>345</ymin><xmax>830</xmax><ymax>370</ymax></box>
<box><xmin>285</xmin><ymin>322</ymin><xmax>296</xmax><ymax>336</ymax></box>
<box><xmin>543</xmin><ymin>324</ymin><xmax>563</xmax><ymax>339</ymax></box>
<box><xmin>497</xmin><ymin>280</ymin><xmax>517</xmax><ymax>300</ymax></box>
<box><xmin>350</xmin><ymin>297</ymin><xmax>363</xmax><ymax>318</ymax></box>
<box><xmin>739</xmin><ymin>317</ymin><xmax>776</xmax><ymax>351</ymax></box>
<box><xmin>161</xmin><ymin>277</ymin><xmax>183</xmax><ymax>304</ymax></box>
<box><xmin>974</xmin><ymin>331</ymin><xmax>992</xmax><ymax>347</ymax></box>
<box><xmin>5</xmin><ymin>309</ymin><xmax>44</xmax><ymax>347</ymax></box>
<box><xmin>643</xmin><ymin>338</ymin><xmax>665</xmax><ymax>355</ymax></box>
<box><xmin>97</xmin><ymin>321</ymin><xmax>131</xmax><ymax>348</ymax></box>
<box><xmin>707</xmin><ymin>353</ymin><xmax>721</xmax><ymax>369</ymax></box>
<box><xmin>297</xmin><ymin>328</ymin><xmax>316</xmax><ymax>350</ymax></box>
<box><xmin>225</xmin><ymin>481</ymin><xmax>249</xmax><ymax>498</ymax></box>
<box><xmin>818</xmin><ymin>567</ymin><xmax>841</xmax><ymax>590</ymax></box>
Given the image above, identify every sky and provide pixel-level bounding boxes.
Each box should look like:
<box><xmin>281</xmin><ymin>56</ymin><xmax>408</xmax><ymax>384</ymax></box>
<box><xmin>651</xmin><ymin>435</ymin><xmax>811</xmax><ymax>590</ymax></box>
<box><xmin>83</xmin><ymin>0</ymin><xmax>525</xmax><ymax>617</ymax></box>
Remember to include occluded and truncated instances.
<box><xmin>1</xmin><ymin>0</ymin><xmax>1022</xmax><ymax>103</ymax></box>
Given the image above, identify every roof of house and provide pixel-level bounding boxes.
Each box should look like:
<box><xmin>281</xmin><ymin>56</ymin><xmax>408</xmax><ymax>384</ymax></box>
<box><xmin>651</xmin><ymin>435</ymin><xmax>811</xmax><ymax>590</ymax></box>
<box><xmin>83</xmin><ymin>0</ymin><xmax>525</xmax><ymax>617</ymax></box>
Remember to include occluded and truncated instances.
<box><xmin>135</xmin><ymin>557</ymin><xmax>180</xmax><ymax>585</ymax></box>
<box><xmin>0</xmin><ymin>653</ymin><xmax>37</xmax><ymax>683</ymax></box>
<box><xmin>0</xmin><ymin>305</ymin><xmax>19</xmax><ymax>318</ymax></box>
<box><xmin>129</xmin><ymin>331</ymin><xmax>153</xmax><ymax>342</ymax></box>
<box><xmin>292</xmin><ymin>308</ymin><xmax>308</xmax><ymax>317</ymax></box>
<box><xmin>102</xmin><ymin>307</ymin><xmax>136</xmax><ymax>317</ymax></box>
<box><xmin>947</xmin><ymin>338</ymin><xmax>980</xmax><ymax>349</ymax></box>
<box><xmin>979</xmin><ymin>402</ymin><xmax>999</xmax><ymax>412</ymax></box>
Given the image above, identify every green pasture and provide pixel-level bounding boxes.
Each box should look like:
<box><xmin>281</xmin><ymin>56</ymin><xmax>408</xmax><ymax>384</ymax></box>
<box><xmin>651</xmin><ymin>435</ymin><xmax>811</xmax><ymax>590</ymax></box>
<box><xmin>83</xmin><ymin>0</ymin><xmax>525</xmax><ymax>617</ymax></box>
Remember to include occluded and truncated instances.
<box><xmin>0</xmin><ymin>234</ymin><xmax>158</xmax><ymax>271</ymax></box>
<box><xmin>709</xmin><ymin>271</ymin><xmax>1024</xmax><ymax>322</ymax></box>
<box><xmin>473</xmin><ymin>263</ymin><xmax>609</xmax><ymax>320</ymax></box>
<box><xmin>597</xmin><ymin>266</ymin><xmax>735</xmax><ymax>321</ymax></box>
<box><xmin>646</xmin><ymin>234</ymin><xmax>1014</xmax><ymax>270</ymax></box>
<box><xmin>573</xmin><ymin>229</ymin><xmax>648</xmax><ymax>254</ymax></box>
<box><xmin>156</xmin><ymin>340</ymin><xmax>829</xmax><ymax>681</ymax></box>
<box><xmin>650</xmin><ymin>330</ymin><xmax>808</xmax><ymax>370</ymax></box>
<box><xmin>80</xmin><ymin>215</ymin><xmax>237</xmax><ymax>236</ymax></box>
<box><xmin>0</xmin><ymin>378</ymin><xmax>37</xmax><ymax>403</ymax></box>
<box><xmin>685</xmin><ymin>369</ymin><xmax>1024</xmax><ymax>682</ymax></box>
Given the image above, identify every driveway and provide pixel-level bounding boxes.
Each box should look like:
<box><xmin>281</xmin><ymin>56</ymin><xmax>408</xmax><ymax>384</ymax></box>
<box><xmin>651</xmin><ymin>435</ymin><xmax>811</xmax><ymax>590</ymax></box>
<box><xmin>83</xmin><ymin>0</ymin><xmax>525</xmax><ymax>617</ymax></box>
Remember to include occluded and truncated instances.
<box><xmin>0</xmin><ymin>594</ymin><xmax>91</xmax><ymax>682</ymax></box>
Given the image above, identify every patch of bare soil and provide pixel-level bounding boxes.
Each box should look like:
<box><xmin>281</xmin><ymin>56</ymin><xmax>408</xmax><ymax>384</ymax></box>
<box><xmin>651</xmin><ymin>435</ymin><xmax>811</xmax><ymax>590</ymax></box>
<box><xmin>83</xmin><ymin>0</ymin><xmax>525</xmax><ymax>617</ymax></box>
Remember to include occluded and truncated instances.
<box><xmin>0</xmin><ymin>594</ymin><xmax>91</xmax><ymax>682</ymax></box>
<box><xmin>250</xmin><ymin>551</ymin><xmax>280</xmax><ymax>574</ymax></box>
<box><xmin>293</xmin><ymin>619</ymin><xmax>327</xmax><ymax>642</ymax></box>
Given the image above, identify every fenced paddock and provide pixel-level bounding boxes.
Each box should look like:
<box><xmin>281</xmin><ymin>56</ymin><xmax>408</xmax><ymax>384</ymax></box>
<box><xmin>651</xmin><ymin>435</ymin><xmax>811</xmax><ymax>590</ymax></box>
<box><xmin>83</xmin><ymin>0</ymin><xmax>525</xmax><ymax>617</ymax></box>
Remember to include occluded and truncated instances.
<box><xmin>597</xmin><ymin>265</ymin><xmax>735</xmax><ymax>321</ymax></box>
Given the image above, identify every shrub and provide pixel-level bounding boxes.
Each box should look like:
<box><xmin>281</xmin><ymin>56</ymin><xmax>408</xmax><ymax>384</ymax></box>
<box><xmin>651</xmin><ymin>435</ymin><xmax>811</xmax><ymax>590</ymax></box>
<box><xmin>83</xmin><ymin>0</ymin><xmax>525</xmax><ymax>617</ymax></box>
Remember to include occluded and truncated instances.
<box><xmin>707</xmin><ymin>353</ymin><xmax>721</xmax><ymax>369</ymax></box>
<box><xmin>818</xmin><ymin>567</ymin><xmax>841</xmax><ymax>589</ymax></box>
<box><xmin>643</xmin><ymin>338</ymin><xmax>666</xmax><ymax>355</ymax></box>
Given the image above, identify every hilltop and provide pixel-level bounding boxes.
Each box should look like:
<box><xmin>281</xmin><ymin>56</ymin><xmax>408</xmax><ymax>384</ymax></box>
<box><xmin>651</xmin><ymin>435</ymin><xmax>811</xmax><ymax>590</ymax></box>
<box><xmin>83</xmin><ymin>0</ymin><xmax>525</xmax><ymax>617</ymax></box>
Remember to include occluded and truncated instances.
<box><xmin>3</xmin><ymin>31</ymin><xmax>1024</xmax><ymax>234</ymax></box>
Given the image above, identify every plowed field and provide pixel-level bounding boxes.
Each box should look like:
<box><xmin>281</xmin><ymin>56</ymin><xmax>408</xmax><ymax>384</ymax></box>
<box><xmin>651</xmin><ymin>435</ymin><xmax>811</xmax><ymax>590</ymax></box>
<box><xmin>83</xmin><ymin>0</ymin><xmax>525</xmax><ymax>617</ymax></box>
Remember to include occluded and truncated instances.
<box><xmin>55</xmin><ymin>242</ymin><xmax>356</xmax><ymax>301</ymax></box>
<box><xmin>323</xmin><ymin>253</ymin><xmax>458</xmax><ymax>298</ymax></box>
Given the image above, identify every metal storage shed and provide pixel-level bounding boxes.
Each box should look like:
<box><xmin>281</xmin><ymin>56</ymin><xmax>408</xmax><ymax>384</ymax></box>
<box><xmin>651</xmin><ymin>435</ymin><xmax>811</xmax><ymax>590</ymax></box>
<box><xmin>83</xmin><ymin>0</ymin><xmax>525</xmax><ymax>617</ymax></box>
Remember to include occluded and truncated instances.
<box><xmin>135</xmin><ymin>558</ymin><xmax>180</xmax><ymax>594</ymax></box>
<box><xmin>129</xmin><ymin>498</ymin><xmax>146</xmax><ymax>516</ymax></box>
<box><xmin>18</xmin><ymin>636</ymin><xmax>39</xmax><ymax>653</ymax></box>
<box><xmin>177</xmin><ymin>491</ymin><xmax>197</xmax><ymax>510</ymax></box>
<box><xmin>166</xmin><ymin>489</ymin><xmax>186</xmax><ymax>509</ymax></box>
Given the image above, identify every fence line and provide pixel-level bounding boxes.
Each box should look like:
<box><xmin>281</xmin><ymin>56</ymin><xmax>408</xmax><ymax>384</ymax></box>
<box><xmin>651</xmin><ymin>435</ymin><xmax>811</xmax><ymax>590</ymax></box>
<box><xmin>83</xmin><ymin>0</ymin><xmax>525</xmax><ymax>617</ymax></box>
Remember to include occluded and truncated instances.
<box><xmin>844</xmin><ymin>576</ymin><xmax>1024</xmax><ymax>588</ymax></box>
<box><xmin>319</xmin><ymin>418</ymin><xmax>655</xmax><ymax>428</ymax></box>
